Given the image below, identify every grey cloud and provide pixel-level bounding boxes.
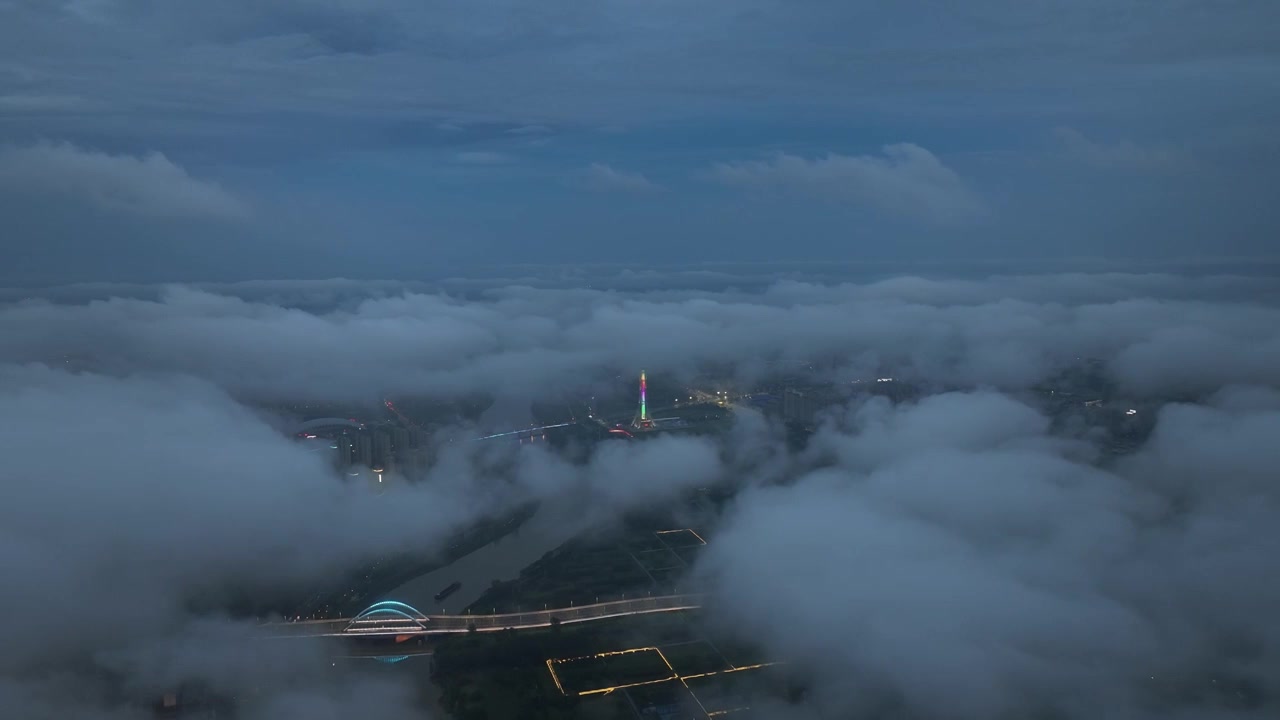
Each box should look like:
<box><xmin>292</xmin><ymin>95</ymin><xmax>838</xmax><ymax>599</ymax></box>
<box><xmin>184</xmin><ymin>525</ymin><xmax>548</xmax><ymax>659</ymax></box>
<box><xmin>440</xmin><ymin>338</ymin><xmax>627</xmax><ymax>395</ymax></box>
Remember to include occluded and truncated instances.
<box><xmin>78</xmin><ymin>0</ymin><xmax>402</xmax><ymax>56</ymax></box>
<box><xmin>2</xmin><ymin>270</ymin><xmax>1279</xmax><ymax>716</ymax></box>
<box><xmin>1055</xmin><ymin>127</ymin><xmax>1181</xmax><ymax>172</ymax></box>
<box><xmin>0</xmin><ymin>367</ymin><xmax>457</xmax><ymax>714</ymax></box>
<box><xmin>5</xmin><ymin>273</ymin><xmax>1279</xmax><ymax>402</ymax></box>
<box><xmin>454</xmin><ymin>150</ymin><xmax>513</xmax><ymax>165</ymax></box>
<box><xmin>0</xmin><ymin>142</ymin><xmax>249</xmax><ymax>219</ymax></box>
<box><xmin>0</xmin><ymin>354</ymin><xmax>726</xmax><ymax>716</ymax></box>
<box><xmin>709</xmin><ymin>144</ymin><xmax>985</xmax><ymax>222</ymax></box>
<box><xmin>0</xmin><ymin>93</ymin><xmax>88</xmax><ymax>111</ymax></box>
<box><xmin>4</xmin><ymin>1</ymin><xmax>1273</xmax><ymax>143</ymax></box>
<box><xmin>1</xmin><ymin>1</ymin><xmax>1276</xmax><ymax>274</ymax></box>
<box><xmin>579</xmin><ymin>162</ymin><xmax>662</xmax><ymax>193</ymax></box>
<box><xmin>697</xmin><ymin>390</ymin><xmax>1280</xmax><ymax>718</ymax></box>
<box><xmin>506</xmin><ymin>124</ymin><xmax>553</xmax><ymax>136</ymax></box>
<box><xmin>509</xmin><ymin>434</ymin><xmax>724</xmax><ymax>534</ymax></box>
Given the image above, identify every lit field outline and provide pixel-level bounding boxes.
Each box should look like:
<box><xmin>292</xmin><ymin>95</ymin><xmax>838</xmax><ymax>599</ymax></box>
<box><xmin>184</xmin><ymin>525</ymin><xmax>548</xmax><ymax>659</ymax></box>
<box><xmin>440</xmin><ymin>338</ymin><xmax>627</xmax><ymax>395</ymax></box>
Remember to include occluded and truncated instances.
<box><xmin>545</xmin><ymin>644</ymin><xmax>779</xmax><ymax>702</ymax></box>
<box><xmin>655</xmin><ymin>528</ymin><xmax>707</xmax><ymax>547</ymax></box>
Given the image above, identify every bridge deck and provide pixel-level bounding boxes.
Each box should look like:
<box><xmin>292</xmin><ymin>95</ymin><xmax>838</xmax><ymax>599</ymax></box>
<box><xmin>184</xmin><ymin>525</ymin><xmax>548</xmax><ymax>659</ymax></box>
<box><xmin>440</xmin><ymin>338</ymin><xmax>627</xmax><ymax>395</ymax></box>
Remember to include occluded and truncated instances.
<box><xmin>267</xmin><ymin>594</ymin><xmax>704</xmax><ymax>638</ymax></box>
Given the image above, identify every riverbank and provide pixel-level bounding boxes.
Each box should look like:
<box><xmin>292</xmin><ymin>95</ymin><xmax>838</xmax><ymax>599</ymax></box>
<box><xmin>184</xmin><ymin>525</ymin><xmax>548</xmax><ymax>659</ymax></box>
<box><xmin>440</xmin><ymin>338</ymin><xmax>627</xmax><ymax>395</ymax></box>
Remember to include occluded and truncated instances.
<box><xmin>293</xmin><ymin>501</ymin><xmax>540</xmax><ymax>618</ymax></box>
<box><xmin>381</xmin><ymin>502</ymin><xmax>583</xmax><ymax>615</ymax></box>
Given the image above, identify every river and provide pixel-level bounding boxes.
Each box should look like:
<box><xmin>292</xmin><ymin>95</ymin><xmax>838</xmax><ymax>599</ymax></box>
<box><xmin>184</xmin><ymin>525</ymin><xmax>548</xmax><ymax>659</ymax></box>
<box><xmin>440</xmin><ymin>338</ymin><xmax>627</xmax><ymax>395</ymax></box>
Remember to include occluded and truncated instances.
<box><xmin>378</xmin><ymin>503</ymin><xmax>580</xmax><ymax>615</ymax></box>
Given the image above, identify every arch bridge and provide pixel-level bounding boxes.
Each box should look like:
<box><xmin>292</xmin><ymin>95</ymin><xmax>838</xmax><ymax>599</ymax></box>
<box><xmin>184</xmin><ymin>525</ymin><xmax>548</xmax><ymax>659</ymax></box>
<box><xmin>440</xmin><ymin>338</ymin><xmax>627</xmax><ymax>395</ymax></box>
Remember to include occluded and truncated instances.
<box><xmin>344</xmin><ymin>600</ymin><xmax>432</xmax><ymax>636</ymax></box>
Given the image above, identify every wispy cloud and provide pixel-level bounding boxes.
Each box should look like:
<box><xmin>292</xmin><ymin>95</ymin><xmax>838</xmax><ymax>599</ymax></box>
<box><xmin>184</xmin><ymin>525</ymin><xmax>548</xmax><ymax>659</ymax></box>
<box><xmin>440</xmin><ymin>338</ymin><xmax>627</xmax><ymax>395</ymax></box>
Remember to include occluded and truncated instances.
<box><xmin>0</xmin><ymin>94</ymin><xmax>88</xmax><ymax>112</ymax></box>
<box><xmin>0</xmin><ymin>142</ymin><xmax>248</xmax><ymax>220</ymax></box>
<box><xmin>578</xmin><ymin>162</ymin><xmax>662</xmax><ymax>193</ymax></box>
<box><xmin>454</xmin><ymin>151</ymin><xmax>513</xmax><ymax>165</ymax></box>
<box><xmin>1054</xmin><ymin>127</ymin><xmax>1180</xmax><ymax>172</ymax></box>
<box><xmin>708</xmin><ymin>144</ymin><xmax>985</xmax><ymax>222</ymax></box>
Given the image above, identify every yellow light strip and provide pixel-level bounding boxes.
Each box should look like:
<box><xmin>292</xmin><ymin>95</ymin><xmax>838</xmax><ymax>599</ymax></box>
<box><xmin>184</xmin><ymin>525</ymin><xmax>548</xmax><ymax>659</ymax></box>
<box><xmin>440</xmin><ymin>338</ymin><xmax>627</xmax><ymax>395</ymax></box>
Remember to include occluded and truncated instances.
<box><xmin>681</xmin><ymin>662</ymin><xmax>779</xmax><ymax>682</ymax></box>
<box><xmin>548</xmin><ymin>647</ymin><xmax>676</xmax><ymax>697</ymax></box>
<box><xmin>549</xmin><ymin>646</ymin><xmax>663</xmax><ymax>666</ymax></box>
<box><xmin>545</xmin><ymin>659</ymin><xmax>567</xmax><ymax>696</ymax></box>
<box><xmin>546</xmin><ymin>643</ymin><xmax>782</xmax><ymax>706</ymax></box>
<box><xmin>578</xmin><ymin>676</ymin><xmax>678</xmax><ymax>697</ymax></box>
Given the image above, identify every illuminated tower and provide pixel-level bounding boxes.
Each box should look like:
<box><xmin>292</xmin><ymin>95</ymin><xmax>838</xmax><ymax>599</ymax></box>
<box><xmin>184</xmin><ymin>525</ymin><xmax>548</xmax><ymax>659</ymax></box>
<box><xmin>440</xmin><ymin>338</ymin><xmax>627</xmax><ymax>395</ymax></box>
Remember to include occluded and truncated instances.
<box><xmin>632</xmin><ymin>370</ymin><xmax>653</xmax><ymax>429</ymax></box>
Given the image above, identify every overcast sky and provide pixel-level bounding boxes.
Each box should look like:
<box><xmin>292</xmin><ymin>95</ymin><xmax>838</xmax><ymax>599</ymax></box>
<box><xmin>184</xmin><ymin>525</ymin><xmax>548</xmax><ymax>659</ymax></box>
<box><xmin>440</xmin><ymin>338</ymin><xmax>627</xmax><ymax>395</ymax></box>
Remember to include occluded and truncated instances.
<box><xmin>2</xmin><ymin>0</ymin><xmax>1278</xmax><ymax>285</ymax></box>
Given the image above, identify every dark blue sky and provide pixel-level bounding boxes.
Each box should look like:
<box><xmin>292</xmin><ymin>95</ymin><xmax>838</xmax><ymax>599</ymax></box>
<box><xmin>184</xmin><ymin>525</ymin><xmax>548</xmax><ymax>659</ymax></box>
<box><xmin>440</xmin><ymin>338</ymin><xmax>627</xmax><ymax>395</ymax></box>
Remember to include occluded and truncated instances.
<box><xmin>1</xmin><ymin>0</ymin><xmax>1277</xmax><ymax>284</ymax></box>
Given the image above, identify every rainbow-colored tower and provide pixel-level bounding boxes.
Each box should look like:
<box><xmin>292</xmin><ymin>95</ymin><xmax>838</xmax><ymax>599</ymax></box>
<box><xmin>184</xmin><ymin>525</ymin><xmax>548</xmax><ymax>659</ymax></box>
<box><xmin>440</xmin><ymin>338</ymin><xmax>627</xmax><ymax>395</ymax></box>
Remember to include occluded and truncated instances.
<box><xmin>632</xmin><ymin>370</ymin><xmax>653</xmax><ymax>429</ymax></box>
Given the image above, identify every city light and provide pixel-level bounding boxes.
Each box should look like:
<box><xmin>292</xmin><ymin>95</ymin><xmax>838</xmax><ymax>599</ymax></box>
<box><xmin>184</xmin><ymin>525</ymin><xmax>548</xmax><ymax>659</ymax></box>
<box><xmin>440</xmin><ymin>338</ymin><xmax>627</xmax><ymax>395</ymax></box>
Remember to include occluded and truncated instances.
<box><xmin>546</xmin><ymin>644</ymin><xmax>781</xmax><ymax>700</ymax></box>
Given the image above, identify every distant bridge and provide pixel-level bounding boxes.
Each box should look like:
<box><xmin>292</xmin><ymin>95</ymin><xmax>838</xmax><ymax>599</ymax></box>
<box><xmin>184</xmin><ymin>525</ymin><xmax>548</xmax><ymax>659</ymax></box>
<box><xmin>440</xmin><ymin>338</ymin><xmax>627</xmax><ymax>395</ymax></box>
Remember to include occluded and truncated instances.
<box><xmin>295</xmin><ymin>417</ymin><xmax>364</xmax><ymax>436</ymax></box>
<box><xmin>266</xmin><ymin>594</ymin><xmax>704</xmax><ymax>639</ymax></box>
<box><xmin>472</xmin><ymin>422</ymin><xmax>575</xmax><ymax>442</ymax></box>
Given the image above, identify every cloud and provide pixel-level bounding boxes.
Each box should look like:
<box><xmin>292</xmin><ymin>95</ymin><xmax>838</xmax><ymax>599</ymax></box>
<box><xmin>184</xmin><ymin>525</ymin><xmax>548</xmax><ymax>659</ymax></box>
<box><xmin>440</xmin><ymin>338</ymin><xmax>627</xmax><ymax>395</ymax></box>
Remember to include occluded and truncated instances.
<box><xmin>5</xmin><ymin>272</ymin><xmax>1278</xmax><ymax>402</ymax></box>
<box><xmin>1</xmin><ymin>4</ymin><xmax>1277</xmax><ymax>279</ymax></box>
<box><xmin>708</xmin><ymin>144</ymin><xmax>985</xmax><ymax>222</ymax></box>
<box><xmin>697</xmin><ymin>390</ymin><xmax>1280</xmax><ymax>717</ymax></box>
<box><xmin>1054</xmin><ymin>127</ymin><xmax>1180</xmax><ymax>172</ymax></box>
<box><xmin>0</xmin><ymin>94</ymin><xmax>88</xmax><ymax>111</ymax></box>
<box><xmin>506</xmin><ymin>124</ymin><xmax>553</xmax><ymax>136</ymax></box>
<box><xmin>453</xmin><ymin>150</ymin><xmax>512</xmax><ymax>165</ymax></box>
<box><xmin>579</xmin><ymin>162</ymin><xmax>662</xmax><ymax>193</ymax></box>
<box><xmin>0</xmin><ymin>142</ymin><xmax>249</xmax><ymax>220</ymax></box>
<box><xmin>1</xmin><ymin>269</ymin><xmax>1279</xmax><ymax>716</ymax></box>
<box><xmin>0</xmin><ymin>366</ymin><xmax>461</xmax><ymax>714</ymax></box>
<box><xmin>0</xmin><ymin>360</ymin><xmax>724</xmax><ymax>716</ymax></box>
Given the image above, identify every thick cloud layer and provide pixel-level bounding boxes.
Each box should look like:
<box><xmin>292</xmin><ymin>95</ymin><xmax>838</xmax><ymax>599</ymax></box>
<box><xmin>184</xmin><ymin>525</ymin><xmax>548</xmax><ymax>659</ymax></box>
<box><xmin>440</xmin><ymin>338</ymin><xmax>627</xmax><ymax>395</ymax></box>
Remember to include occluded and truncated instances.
<box><xmin>3</xmin><ymin>273</ymin><xmax>1280</xmax><ymax>401</ymax></box>
<box><xmin>2</xmin><ymin>270</ymin><xmax>1278</xmax><ymax>717</ymax></box>
<box><xmin>0</xmin><ymin>362</ymin><xmax>724</xmax><ymax>716</ymax></box>
<box><xmin>697</xmin><ymin>391</ymin><xmax>1280</xmax><ymax>718</ymax></box>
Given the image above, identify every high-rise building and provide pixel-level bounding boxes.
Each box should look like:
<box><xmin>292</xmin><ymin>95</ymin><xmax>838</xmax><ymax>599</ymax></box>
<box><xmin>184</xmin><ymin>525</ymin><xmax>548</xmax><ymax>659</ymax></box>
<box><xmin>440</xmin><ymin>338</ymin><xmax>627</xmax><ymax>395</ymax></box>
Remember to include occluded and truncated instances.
<box><xmin>390</xmin><ymin>426</ymin><xmax>411</xmax><ymax>455</ymax></box>
<box><xmin>335</xmin><ymin>435</ymin><xmax>353</xmax><ymax>470</ymax></box>
<box><xmin>372</xmin><ymin>428</ymin><xmax>393</xmax><ymax>469</ymax></box>
<box><xmin>353</xmin><ymin>433</ymin><xmax>373</xmax><ymax>468</ymax></box>
<box><xmin>409</xmin><ymin>426</ymin><xmax>429</xmax><ymax>449</ymax></box>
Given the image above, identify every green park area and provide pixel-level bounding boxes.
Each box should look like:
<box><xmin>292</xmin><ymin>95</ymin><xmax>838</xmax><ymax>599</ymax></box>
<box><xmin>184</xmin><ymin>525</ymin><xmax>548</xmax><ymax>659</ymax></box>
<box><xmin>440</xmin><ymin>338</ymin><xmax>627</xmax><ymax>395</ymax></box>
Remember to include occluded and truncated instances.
<box><xmin>465</xmin><ymin>515</ymin><xmax>709</xmax><ymax>613</ymax></box>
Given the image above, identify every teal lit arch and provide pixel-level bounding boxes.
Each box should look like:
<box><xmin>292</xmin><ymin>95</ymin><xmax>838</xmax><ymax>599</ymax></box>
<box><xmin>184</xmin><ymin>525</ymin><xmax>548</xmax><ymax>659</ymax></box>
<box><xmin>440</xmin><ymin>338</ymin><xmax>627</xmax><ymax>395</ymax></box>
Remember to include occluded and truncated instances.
<box><xmin>353</xmin><ymin>600</ymin><xmax>428</xmax><ymax>621</ymax></box>
<box><xmin>345</xmin><ymin>600</ymin><xmax>431</xmax><ymax>635</ymax></box>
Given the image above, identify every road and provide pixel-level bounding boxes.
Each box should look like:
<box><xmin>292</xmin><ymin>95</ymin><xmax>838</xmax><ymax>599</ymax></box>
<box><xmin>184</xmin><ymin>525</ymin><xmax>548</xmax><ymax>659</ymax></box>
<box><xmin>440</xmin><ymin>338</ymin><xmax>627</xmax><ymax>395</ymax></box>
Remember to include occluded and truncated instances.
<box><xmin>266</xmin><ymin>594</ymin><xmax>703</xmax><ymax>639</ymax></box>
